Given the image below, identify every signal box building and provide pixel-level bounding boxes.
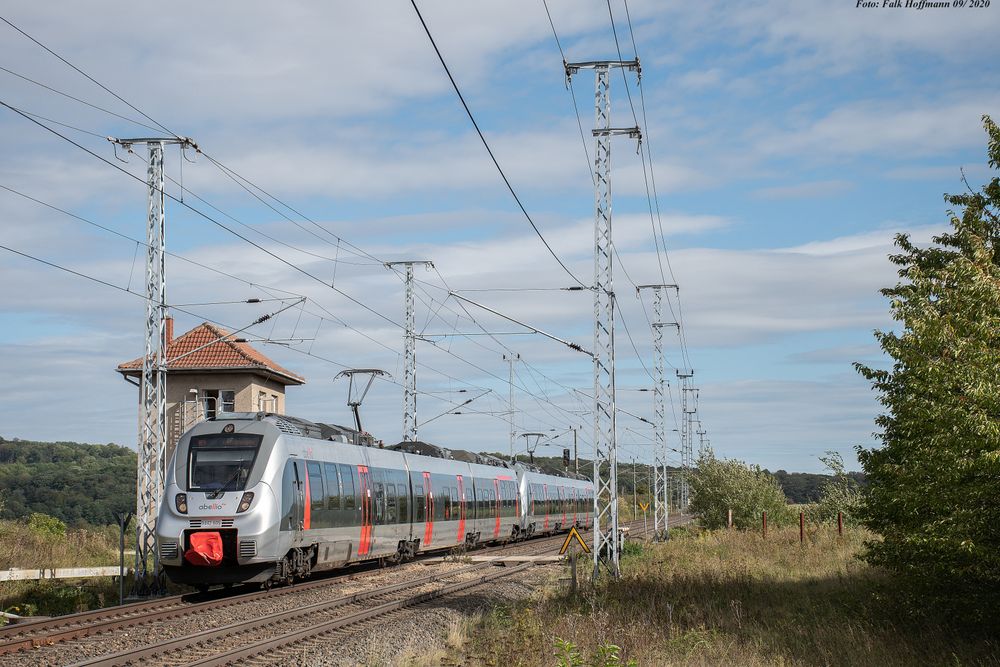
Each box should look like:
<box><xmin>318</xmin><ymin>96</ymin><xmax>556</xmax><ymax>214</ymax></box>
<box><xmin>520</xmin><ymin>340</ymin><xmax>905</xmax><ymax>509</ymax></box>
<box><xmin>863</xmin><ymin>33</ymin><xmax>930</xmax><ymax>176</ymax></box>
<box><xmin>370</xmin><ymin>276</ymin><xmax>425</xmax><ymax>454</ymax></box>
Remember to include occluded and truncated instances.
<box><xmin>117</xmin><ymin>317</ymin><xmax>306</xmax><ymax>464</ymax></box>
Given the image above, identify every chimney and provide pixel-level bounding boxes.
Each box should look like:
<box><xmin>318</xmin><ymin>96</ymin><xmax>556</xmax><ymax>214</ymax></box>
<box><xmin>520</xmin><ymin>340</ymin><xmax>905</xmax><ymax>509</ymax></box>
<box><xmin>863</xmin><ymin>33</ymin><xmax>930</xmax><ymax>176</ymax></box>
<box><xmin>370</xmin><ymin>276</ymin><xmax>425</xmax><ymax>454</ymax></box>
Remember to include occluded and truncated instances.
<box><xmin>165</xmin><ymin>315</ymin><xmax>174</xmax><ymax>345</ymax></box>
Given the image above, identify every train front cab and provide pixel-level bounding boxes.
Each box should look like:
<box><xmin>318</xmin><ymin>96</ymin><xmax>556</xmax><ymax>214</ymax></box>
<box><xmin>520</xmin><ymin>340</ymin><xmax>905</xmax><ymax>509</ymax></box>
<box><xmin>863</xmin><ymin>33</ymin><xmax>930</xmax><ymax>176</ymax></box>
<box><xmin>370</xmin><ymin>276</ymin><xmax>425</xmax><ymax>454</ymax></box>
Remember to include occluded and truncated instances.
<box><xmin>157</xmin><ymin>424</ymin><xmax>281</xmax><ymax>586</ymax></box>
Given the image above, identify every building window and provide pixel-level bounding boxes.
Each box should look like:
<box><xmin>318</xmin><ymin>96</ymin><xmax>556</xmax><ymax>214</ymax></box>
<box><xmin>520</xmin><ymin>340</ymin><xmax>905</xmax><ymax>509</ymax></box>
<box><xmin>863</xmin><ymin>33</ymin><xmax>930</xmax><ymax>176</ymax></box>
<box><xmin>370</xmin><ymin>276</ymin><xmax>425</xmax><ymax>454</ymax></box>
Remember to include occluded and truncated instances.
<box><xmin>203</xmin><ymin>389</ymin><xmax>235</xmax><ymax>419</ymax></box>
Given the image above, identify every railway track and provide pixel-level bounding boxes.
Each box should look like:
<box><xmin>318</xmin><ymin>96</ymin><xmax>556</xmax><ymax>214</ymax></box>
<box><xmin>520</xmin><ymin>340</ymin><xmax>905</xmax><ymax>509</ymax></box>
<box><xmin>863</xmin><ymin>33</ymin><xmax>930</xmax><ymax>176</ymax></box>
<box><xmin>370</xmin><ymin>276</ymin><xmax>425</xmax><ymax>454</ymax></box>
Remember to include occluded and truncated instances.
<box><xmin>1</xmin><ymin>516</ymin><xmax>687</xmax><ymax>666</ymax></box>
<box><xmin>0</xmin><ymin>525</ymin><xmax>567</xmax><ymax>655</ymax></box>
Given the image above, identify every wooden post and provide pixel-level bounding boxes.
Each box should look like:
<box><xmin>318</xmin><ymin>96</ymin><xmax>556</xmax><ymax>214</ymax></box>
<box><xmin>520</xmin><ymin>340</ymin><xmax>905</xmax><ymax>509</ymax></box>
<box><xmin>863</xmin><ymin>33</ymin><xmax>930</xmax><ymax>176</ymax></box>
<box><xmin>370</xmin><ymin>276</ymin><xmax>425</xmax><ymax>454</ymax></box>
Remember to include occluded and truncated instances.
<box><xmin>727</xmin><ymin>508</ymin><xmax>733</xmax><ymax>529</ymax></box>
<box><xmin>762</xmin><ymin>510</ymin><xmax>767</xmax><ymax>538</ymax></box>
<box><xmin>837</xmin><ymin>511</ymin><xmax>843</xmax><ymax>536</ymax></box>
<box><xmin>799</xmin><ymin>511</ymin><xmax>804</xmax><ymax>544</ymax></box>
<box><xmin>570</xmin><ymin>553</ymin><xmax>578</xmax><ymax>594</ymax></box>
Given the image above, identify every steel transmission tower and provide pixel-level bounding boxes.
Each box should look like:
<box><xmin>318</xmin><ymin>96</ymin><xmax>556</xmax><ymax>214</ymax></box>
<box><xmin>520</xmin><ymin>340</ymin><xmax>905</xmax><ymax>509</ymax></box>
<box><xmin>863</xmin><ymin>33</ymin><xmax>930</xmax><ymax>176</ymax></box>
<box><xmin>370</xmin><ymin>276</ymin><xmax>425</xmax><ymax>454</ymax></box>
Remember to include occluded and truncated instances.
<box><xmin>385</xmin><ymin>261</ymin><xmax>434</xmax><ymax>441</ymax></box>
<box><xmin>637</xmin><ymin>284</ymin><xmax>678</xmax><ymax>540</ymax></box>
<box><xmin>110</xmin><ymin>136</ymin><xmax>197</xmax><ymax>595</ymax></box>
<box><xmin>503</xmin><ymin>353</ymin><xmax>520</xmax><ymax>459</ymax></box>
<box><xmin>676</xmin><ymin>370</ymin><xmax>698</xmax><ymax>508</ymax></box>
<box><xmin>566</xmin><ymin>58</ymin><xmax>641</xmax><ymax>580</ymax></box>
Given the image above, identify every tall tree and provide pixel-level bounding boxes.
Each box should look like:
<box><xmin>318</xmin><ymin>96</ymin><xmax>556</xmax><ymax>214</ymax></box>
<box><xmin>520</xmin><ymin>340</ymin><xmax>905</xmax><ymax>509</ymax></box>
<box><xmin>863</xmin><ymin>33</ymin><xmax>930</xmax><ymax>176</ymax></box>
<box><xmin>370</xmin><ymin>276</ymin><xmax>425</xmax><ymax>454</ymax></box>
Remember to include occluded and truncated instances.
<box><xmin>856</xmin><ymin>116</ymin><xmax>1000</xmax><ymax>622</ymax></box>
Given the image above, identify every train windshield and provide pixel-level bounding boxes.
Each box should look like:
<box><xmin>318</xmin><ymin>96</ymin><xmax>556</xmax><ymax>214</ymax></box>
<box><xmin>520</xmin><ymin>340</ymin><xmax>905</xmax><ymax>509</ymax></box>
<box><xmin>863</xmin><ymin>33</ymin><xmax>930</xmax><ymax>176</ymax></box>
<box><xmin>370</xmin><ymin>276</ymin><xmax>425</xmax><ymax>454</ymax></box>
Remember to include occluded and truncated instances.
<box><xmin>187</xmin><ymin>433</ymin><xmax>262</xmax><ymax>493</ymax></box>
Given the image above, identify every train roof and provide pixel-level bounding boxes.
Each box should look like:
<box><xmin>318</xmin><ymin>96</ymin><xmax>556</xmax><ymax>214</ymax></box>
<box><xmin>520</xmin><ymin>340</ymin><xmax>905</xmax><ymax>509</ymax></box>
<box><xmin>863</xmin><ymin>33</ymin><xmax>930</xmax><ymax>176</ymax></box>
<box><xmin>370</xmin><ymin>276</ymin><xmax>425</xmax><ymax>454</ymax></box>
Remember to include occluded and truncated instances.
<box><xmin>205</xmin><ymin>413</ymin><xmax>584</xmax><ymax>479</ymax></box>
<box><xmin>388</xmin><ymin>441</ymin><xmax>513</xmax><ymax>471</ymax></box>
<box><xmin>514</xmin><ymin>461</ymin><xmax>590</xmax><ymax>481</ymax></box>
<box><xmin>207</xmin><ymin>412</ymin><xmax>375</xmax><ymax>447</ymax></box>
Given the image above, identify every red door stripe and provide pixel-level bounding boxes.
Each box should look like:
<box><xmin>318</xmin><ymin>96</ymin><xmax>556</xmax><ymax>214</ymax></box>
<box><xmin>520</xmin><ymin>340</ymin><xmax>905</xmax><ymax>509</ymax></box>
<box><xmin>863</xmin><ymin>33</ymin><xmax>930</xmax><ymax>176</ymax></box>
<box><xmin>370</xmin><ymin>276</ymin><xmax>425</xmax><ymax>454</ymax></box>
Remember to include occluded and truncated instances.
<box><xmin>423</xmin><ymin>472</ymin><xmax>433</xmax><ymax>547</ymax></box>
<box><xmin>357</xmin><ymin>465</ymin><xmax>371</xmax><ymax>556</ymax></box>
<box><xmin>302</xmin><ymin>463</ymin><xmax>311</xmax><ymax>531</ymax></box>
<box><xmin>457</xmin><ymin>475</ymin><xmax>465</xmax><ymax>544</ymax></box>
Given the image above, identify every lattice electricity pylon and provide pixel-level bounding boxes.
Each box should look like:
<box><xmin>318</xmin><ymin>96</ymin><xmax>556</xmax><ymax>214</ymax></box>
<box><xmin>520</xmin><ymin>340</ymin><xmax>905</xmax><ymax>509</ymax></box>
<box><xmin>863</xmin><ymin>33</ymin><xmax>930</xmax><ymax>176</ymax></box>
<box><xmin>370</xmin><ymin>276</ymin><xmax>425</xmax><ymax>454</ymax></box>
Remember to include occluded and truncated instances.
<box><xmin>637</xmin><ymin>284</ymin><xmax>678</xmax><ymax>540</ymax></box>
<box><xmin>109</xmin><ymin>135</ymin><xmax>198</xmax><ymax>596</ymax></box>
<box><xmin>676</xmin><ymin>369</ymin><xmax>695</xmax><ymax>508</ymax></box>
<box><xmin>503</xmin><ymin>353</ymin><xmax>520</xmax><ymax>458</ymax></box>
<box><xmin>566</xmin><ymin>58</ymin><xmax>640</xmax><ymax>580</ymax></box>
<box><xmin>385</xmin><ymin>261</ymin><xmax>433</xmax><ymax>442</ymax></box>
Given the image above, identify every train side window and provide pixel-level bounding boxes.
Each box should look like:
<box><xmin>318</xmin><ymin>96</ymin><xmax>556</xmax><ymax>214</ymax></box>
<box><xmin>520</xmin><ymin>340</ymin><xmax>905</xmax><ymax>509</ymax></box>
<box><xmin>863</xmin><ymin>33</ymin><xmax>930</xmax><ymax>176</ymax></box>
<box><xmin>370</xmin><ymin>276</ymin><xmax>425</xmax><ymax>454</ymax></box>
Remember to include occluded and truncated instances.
<box><xmin>449</xmin><ymin>487</ymin><xmax>458</xmax><ymax>519</ymax></box>
<box><xmin>387</xmin><ymin>484</ymin><xmax>397</xmax><ymax>524</ymax></box>
<box><xmin>414</xmin><ymin>484</ymin><xmax>425</xmax><ymax>521</ymax></box>
<box><xmin>398</xmin><ymin>483</ymin><xmax>408</xmax><ymax>523</ymax></box>
<box><xmin>324</xmin><ymin>463</ymin><xmax>341</xmax><ymax>510</ymax></box>
<box><xmin>374</xmin><ymin>483</ymin><xmax>385</xmax><ymax>524</ymax></box>
<box><xmin>307</xmin><ymin>462</ymin><xmax>325</xmax><ymax>514</ymax></box>
<box><xmin>443</xmin><ymin>487</ymin><xmax>451</xmax><ymax>521</ymax></box>
<box><xmin>339</xmin><ymin>464</ymin><xmax>356</xmax><ymax>510</ymax></box>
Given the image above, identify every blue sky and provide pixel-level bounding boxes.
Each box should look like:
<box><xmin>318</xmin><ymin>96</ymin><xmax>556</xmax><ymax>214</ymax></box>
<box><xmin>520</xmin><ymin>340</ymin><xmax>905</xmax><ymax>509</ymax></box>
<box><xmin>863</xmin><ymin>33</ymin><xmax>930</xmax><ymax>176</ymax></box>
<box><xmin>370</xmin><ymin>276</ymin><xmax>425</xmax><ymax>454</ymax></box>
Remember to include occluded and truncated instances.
<box><xmin>1</xmin><ymin>1</ymin><xmax>998</xmax><ymax>473</ymax></box>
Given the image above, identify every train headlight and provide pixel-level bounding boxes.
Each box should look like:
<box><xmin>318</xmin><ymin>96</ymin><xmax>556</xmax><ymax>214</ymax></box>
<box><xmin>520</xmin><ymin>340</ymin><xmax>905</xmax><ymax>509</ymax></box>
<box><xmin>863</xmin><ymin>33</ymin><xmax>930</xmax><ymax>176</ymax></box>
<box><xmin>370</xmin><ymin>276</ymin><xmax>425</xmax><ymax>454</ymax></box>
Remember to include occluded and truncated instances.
<box><xmin>175</xmin><ymin>493</ymin><xmax>188</xmax><ymax>514</ymax></box>
<box><xmin>237</xmin><ymin>492</ymin><xmax>254</xmax><ymax>513</ymax></box>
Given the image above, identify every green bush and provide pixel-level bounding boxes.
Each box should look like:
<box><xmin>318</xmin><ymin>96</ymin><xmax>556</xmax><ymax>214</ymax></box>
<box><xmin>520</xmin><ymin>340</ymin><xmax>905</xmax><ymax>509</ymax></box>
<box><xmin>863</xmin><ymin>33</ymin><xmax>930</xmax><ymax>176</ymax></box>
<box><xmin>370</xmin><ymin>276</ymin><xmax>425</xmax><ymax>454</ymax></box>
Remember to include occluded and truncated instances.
<box><xmin>689</xmin><ymin>452</ymin><xmax>792</xmax><ymax>529</ymax></box>
<box><xmin>809</xmin><ymin>451</ymin><xmax>862</xmax><ymax>524</ymax></box>
<box><xmin>28</xmin><ymin>512</ymin><xmax>66</xmax><ymax>537</ymax></box>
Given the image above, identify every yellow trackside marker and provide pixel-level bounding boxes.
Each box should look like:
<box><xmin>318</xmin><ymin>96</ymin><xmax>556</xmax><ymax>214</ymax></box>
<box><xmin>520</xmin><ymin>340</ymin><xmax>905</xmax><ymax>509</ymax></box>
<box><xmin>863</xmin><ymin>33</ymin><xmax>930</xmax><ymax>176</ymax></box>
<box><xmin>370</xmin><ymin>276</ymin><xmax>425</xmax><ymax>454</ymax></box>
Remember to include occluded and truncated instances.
<box><xmin>559</xmin><ymin>525</ymin><xmax>591</xmax><ymax>555</ymax></box>
<box><xmin>638</xmin><ymin>502</ymin><xmax>649</xmax><ymax>512</ymax></box>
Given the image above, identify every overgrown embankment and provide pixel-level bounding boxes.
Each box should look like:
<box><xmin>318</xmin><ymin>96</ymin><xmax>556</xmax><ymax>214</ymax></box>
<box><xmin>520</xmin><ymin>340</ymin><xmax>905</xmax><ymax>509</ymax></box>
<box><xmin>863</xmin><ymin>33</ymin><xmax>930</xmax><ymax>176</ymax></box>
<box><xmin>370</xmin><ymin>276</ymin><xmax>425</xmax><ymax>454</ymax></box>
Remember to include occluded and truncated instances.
<box><xmin>453</xmin><ymin>526</ymin><xmax>999</xmax><ymax>666</ymax></box>
<box><xmin>0</xmin><ymin>516</ymin><xmax>124</xmax><ymax>619</ymax></box>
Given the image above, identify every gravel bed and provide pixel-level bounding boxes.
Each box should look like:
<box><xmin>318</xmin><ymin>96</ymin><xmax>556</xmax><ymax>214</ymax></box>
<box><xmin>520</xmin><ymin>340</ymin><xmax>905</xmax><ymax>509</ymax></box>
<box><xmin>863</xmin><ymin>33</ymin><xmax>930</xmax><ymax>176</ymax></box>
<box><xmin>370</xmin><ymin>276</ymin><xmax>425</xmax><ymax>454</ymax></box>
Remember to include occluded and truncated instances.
<box><xmin>262</xmin><ymin>563</ymin><xmax>557</xmax><ymax>667</ymax></box>
<box><xmin>2</xmin><ymin>560</ymin><xmax>481</xmax><ymax>667</ymax></box>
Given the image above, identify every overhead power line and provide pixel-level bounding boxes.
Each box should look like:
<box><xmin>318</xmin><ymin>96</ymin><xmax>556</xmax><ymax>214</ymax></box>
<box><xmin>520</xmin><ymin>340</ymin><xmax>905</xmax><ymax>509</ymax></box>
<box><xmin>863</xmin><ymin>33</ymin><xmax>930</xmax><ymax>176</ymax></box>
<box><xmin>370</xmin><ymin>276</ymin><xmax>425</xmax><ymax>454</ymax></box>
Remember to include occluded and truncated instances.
<box><xmin>2</xmin><ymin>16</ymin><xmax>606</xmax><ymax>446</ymax></box>
<box><xmin>409</xmin><ymin>0</ymin><xmax>587</xmax><ymax>289</ymax></box>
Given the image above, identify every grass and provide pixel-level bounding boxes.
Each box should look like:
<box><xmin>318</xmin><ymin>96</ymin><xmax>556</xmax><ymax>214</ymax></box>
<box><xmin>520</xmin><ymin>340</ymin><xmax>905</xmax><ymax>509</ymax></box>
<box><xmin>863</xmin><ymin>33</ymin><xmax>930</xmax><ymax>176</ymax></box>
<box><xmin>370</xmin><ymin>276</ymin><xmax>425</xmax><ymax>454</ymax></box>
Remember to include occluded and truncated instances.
<box><xmin>451</xmin><ymin>525</ymin><xmax>1000</xmax><ymax>666</ymax></box>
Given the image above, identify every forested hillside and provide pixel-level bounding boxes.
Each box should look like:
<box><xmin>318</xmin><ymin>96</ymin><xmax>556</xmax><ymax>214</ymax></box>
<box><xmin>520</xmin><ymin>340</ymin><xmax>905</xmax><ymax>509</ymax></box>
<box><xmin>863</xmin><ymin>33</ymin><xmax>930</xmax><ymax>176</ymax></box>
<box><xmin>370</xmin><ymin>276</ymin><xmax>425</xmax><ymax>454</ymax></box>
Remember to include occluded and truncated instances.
<box><xmin>770</xmin><ymin>469</ymin><xmax>867</xmax><ymax>503</ymax></box>
<box><xmin>0</xmin><ymin>437</ymin><xmax>136</xmax><ymax>526</ymax></box>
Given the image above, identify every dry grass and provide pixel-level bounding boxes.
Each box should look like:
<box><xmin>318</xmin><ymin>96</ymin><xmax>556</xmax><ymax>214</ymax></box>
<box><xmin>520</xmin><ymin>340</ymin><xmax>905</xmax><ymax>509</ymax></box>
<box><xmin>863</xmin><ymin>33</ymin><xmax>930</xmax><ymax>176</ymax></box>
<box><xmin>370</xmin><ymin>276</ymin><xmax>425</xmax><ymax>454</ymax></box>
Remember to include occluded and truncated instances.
<box><xmin>454</xmin><ymin>525</ymin><xmax>1000</xmax><ymax>666</ymax></box>
<box><xmin>0</xmin><ymin>520</ymin><xmax>121</xmax><ymax>570</ymax></box>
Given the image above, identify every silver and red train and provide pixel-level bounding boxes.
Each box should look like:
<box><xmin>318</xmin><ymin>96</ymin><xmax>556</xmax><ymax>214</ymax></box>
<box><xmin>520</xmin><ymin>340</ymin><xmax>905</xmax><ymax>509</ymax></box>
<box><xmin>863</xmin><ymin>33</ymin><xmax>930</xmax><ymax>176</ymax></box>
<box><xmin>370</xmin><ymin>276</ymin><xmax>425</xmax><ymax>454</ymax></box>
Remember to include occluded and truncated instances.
<box><xmin>156</xmin><ymin>412</ymin><xmax>593</xmax><ymax>588</ymax></box>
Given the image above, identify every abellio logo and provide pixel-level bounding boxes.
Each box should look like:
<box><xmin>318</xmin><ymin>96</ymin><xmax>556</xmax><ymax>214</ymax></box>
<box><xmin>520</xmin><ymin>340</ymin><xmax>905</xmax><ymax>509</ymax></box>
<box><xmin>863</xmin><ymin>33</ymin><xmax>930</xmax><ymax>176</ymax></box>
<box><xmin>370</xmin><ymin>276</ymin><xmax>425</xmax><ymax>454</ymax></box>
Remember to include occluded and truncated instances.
<box><xmin>198</xmin><ymin>502</ymin><xmax>225</xmax><ymax>511</ymax></box>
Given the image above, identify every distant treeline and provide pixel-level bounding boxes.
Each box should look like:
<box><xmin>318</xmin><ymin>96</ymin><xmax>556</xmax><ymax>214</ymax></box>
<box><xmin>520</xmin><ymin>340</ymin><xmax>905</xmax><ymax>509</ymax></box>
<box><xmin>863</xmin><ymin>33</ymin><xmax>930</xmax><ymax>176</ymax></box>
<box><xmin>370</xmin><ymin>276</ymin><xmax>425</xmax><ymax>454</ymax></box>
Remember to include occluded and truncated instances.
<box><xmin>488</xmin><ymin>451</ymin><xmax>863</xmax><ymax>504</ymax></box>
<box><xmin>770</xmin><ymin>469</ymin><xmax>867</xmax><ymax>504</ymax></box>
<box><xmin>0</xmin><ymin>439</ymin><xmax>863</xmax><ymax>526</ymax></box>
<box><xmin>0</xmin><ymin>437</ymin><xmax>136</xmax><ymax>526</ymax></box>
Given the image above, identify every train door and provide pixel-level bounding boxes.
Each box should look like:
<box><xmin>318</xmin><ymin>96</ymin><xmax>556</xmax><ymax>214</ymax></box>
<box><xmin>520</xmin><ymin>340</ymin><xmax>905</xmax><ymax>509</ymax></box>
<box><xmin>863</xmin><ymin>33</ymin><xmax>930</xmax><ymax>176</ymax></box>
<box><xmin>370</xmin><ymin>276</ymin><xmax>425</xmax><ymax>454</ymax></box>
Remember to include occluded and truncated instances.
<box><xmin>294</xmin><ymin>460</ymin><xmax>307</xmax><ymax>530</ymax></box>
<box><xmin>543</xmin><ymin>483</ymin><xmax>549</xmax><ymax>531</ymax></box>
<box><xmin>492</xmin><ymin>479</ymin><xmax>501</xmax><ymax>538</ymax></box>
<box><xmin>456</xmin><ymin>475</ymin><xmax>466</xmax><ymax>543</ymax></box>
<box><xmin>561</xmin><ymin>486</ymin><xmax>567</xmax><ymax>528</ymax></box>
<box><xmin>572</xmin><ymin>488</ymin><xmax>578</xmax><ymax>526</ymax></box>
<box><xmin>357</xmin><ymin>465</ymin><xmax>372</xmax><ymax>556</ymax></box>
<box><xmin>281</xmin><ymin>460</ymin><xmax>305</xmax><ymax>532</ymax></box>
<box><xmin>422</xmin><ymin>472</ymin><xmax>433</xmax><ymax>547</ymax></box>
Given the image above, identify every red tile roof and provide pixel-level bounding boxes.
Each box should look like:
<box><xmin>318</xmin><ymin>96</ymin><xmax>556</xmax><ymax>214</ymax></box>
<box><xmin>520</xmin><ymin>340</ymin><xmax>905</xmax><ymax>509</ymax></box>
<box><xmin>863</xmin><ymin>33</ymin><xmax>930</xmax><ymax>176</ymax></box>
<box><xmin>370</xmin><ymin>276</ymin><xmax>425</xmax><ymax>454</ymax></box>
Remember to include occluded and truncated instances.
<box><xmin>117</xmin><ymin>321</ymin><xmax>305</xmax><ymax>385</ymax></box>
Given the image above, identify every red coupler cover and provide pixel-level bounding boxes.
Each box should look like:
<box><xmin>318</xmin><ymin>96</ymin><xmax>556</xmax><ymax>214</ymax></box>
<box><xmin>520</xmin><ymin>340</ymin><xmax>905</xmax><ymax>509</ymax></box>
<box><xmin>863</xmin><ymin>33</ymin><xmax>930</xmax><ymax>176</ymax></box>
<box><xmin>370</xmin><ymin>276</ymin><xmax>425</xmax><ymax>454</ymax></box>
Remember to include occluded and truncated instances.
<box><xmin>184</xmin><ymin>531</ymin><xmax>223</xmax><ymax>566</ymax></box>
